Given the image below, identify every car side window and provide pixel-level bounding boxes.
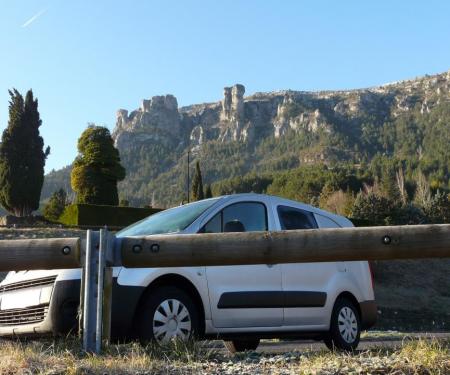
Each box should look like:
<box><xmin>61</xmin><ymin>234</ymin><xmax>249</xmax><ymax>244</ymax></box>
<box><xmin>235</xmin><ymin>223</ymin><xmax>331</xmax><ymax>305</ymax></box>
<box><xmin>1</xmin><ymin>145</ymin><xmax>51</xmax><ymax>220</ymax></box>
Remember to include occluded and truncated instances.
<box><xmin>277</xmin><ymin>205</ymin><xmax>318</xmax><ymax>230</ymax></box>
<box><xmin>202</xmin><ymin>212</ymin><xmax>222</xmax><ymax>233</ymax></box>
<box><xmin>223</xmin><ymin>202</ymin><xmax>267</xmax><ymax>232</ymax></box>
<box><xmin>200</xmin><ymin>202</ymin><xmax>268</xmax><ymax>233</ymax></box>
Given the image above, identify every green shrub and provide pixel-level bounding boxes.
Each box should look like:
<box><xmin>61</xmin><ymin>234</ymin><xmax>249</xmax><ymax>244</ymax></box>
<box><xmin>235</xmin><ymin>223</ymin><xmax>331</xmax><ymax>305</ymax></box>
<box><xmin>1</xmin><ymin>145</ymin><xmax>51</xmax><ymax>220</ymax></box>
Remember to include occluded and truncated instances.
<box><xmin>59</xmin><ymin>204</ymin><xmax>78</xmax><ymax>226</ymax></box>
<box><xmin>59</xmin><ymin>204</ymin><xmax>161</xmax><ymax>228</ymax></box>
<box><xmin>43</xmin><ymin>189</ymin><xmax>68</xmax><ymax>222</ymax></box>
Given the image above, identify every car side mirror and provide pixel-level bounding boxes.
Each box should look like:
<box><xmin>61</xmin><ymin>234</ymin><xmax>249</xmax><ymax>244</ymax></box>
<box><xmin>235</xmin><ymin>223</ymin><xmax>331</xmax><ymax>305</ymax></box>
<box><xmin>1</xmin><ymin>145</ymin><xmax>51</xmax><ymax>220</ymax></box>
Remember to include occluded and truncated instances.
<box><xmin>224</xmin><ymin>220</ymin><xmax>246</xmax><ymax>232</ymax></box>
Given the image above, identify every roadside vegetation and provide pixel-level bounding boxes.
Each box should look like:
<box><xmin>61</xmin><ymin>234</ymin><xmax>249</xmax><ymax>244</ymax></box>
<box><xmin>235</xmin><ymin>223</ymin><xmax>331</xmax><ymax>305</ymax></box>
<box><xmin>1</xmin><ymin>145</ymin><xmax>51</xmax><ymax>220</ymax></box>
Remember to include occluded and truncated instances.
<box><xmin>0</xmin><ymin>335</ymin><xmax>448</xmax><ymax>374</ymax></box>
<box><xmin>212</xmin><ymin>159</ymin><xmax>450</xmax><ymax>227</ymax></box>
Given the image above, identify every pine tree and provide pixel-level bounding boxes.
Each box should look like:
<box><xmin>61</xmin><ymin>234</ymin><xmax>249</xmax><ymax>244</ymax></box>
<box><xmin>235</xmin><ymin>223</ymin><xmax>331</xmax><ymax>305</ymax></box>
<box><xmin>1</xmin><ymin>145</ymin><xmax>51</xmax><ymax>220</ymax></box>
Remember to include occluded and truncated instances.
<box><xmin>380</xmin><ymin>163</ymin><xmax>400</xmax><ymax>201</ymax></box>
<box><xmin>0</xmin><ymin>89</ymin><xmax>49</xmax><ymax>216</ymax></box>
<box><xmin>424</xmin><ymin>190</ymin><xmax>450</xmax><ymax>223</ymax></box>
<box><xmin>71</xmin><ymin>125</ymin><xmax>125</xmax><ymax>205</ymax></box>
<box><xmin>351</xmin><ymin>192</ymin><xmax>393</xmax><ymax>225</ymax></box>
<box><xmin>205</xmin><ymin>184</ymin><xmax>213</xmax><ymax>199</ymax></box>
<box><xmin>191</xmin><ymin>161</ymin><xmax>204</xmax><ymax>201</ymax></box>
<box><xmin>43</xmin><ymin>188</ymin><xmax>67</xmax><ymax>221</ymax></box>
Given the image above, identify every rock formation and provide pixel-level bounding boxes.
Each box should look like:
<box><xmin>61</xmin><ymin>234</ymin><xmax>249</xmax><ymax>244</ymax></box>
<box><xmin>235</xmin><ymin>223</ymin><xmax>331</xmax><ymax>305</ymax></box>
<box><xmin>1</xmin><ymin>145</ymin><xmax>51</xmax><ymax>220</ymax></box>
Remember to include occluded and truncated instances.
<box><xmin>219</xmin><ymin>84</ymin><xmax>251</xmax><ymax>142</ymax></box>
<box><xmin>112</xmin><ymin>69</ymin><xmax>450</xmax><ymax>153</ymax></box>
<box><xmin>113</xmin><ymin>94</ymin><xmax>182</xmax><ymax>149</ymax></box>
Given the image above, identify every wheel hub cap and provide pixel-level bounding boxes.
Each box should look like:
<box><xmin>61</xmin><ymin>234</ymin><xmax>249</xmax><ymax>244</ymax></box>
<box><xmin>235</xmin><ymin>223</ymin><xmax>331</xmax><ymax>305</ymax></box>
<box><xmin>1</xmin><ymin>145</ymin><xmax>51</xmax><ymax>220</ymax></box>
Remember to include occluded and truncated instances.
<box><xmin>167</xmin><ymin>318</ymin><xmax>177</xmax><ymax>331</ymax></box>
<box><xmin>337</xmin><ymin>306</ymin><xmax>358</xmax><ymax>343</ymax></box>
<box><xmin>153</xmin><ymin>299</ymin><xmax>192</xmax><ymax>343</ymax></box>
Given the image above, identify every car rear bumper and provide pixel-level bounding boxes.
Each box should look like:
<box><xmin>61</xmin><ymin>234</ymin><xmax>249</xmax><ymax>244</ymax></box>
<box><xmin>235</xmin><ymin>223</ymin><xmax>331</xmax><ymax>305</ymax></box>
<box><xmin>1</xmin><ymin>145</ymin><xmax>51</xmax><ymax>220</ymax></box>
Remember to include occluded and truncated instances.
<box><xmin>360</xmin><ymin>300</ymin><xmax>377</xmax><ymax>330</ymax></box>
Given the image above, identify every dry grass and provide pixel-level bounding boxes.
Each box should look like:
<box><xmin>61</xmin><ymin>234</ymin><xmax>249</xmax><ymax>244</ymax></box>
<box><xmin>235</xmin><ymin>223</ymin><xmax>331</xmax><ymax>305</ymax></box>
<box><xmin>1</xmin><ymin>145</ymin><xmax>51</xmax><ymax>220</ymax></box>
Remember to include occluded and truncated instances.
<box><xmin>289</xmin><ymin>339</ymin><xmax>450</xmax><ymax>375</ymax></box>
<box><xmin>0</xmin><ymin>336</ymin><xmax>448</xmax><ymax>374</ymax></box>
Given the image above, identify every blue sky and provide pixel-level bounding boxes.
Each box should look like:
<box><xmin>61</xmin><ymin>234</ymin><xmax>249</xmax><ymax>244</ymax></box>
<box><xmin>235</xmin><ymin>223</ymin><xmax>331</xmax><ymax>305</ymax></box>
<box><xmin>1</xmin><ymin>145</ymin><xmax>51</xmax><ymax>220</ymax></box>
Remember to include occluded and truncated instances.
<box><xmin>1</xmin><ymin>0</ymin><xmax>450</xmax><ymax>172</ymax></box>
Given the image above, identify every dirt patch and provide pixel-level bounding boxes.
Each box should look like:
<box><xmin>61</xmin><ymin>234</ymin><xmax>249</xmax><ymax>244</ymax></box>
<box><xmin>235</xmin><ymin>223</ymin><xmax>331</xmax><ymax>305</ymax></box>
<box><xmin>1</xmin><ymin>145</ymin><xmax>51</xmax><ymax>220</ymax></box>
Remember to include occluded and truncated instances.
<box><xmin>372</xmin><ymin>259</ymin><xmax>450</xmax><ymax>330</ymax></box>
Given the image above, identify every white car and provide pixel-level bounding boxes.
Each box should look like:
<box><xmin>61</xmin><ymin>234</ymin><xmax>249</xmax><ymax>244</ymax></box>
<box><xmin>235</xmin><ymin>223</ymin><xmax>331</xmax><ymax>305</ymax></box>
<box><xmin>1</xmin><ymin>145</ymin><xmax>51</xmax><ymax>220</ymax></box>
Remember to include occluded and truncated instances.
<box><xmin>0</xmin><ymin>194</ymin><xmax>376</xmax><ymax>352</ymax></box>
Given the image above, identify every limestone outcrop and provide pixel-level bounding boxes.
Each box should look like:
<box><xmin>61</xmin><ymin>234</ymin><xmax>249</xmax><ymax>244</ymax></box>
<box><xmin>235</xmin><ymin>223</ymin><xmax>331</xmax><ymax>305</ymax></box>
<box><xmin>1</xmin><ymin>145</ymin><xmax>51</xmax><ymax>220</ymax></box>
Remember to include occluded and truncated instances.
<box><xmin>219</xmin><ymin>84</ymin><xmax>249</xmax><ymax>142</ymax></box>
<box><xmin>113</xmin><ymin>94</ymin><xmax>182</xmax><ymax>149</ymax></box>
<box><xmin>112</xmin><ymin>70</ymin><xmax>450</xmax><ymax>152</ymax></box>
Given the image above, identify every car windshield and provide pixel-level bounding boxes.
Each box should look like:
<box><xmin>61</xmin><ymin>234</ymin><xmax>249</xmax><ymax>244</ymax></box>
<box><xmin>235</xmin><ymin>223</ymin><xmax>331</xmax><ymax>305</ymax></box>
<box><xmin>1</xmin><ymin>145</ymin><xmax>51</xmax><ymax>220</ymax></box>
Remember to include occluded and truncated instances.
<box><xmin>116</xmin><ymin>198</ymin><xmax>221</xmax><ymax>237</ymax></box>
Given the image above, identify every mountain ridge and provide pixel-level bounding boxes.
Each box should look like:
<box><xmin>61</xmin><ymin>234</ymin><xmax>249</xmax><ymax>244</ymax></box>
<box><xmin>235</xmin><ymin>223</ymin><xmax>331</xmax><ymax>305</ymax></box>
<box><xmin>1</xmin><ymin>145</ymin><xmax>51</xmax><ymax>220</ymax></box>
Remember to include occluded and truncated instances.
<box><xmin>42</xmin><ymin>69</ymin><xmax>450</xmax><ymax>207</ymax></box>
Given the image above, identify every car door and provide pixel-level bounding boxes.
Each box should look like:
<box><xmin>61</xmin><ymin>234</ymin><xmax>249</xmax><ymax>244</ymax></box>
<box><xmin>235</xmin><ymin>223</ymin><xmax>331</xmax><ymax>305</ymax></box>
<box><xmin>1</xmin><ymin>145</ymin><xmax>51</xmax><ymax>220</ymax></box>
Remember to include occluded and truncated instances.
<box><xmin>276</xmin><ymin>204</ymin><xmax>335</xmax><ymax>327</ymax></box>
<box><xmin>204</xmin><ymin>198</ymin><xmax>283</xmax><ymax>328</ymax></box>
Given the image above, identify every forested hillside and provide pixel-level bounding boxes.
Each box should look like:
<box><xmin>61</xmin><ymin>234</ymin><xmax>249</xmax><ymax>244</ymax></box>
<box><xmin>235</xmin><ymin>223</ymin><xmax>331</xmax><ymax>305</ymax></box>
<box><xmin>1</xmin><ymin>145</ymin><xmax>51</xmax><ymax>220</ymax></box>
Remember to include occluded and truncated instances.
<box><xmin>42</xmin><ymin>70</ymin><xmax>450</xmax><ymax>221</ymax></box>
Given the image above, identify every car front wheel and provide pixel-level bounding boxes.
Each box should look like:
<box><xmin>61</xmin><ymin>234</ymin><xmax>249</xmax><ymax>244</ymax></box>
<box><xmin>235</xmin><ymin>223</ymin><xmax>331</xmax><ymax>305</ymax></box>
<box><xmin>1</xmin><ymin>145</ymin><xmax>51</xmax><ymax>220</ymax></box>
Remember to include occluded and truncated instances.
<box><xmin>324</xmin><ymin>297</ymin><xmax>361</xmax><ymax>351</ymax></box>
<box><xmin>136</xmin><ymin>286</ymin><xmax>200</xmax><ymax>344</ymax></box>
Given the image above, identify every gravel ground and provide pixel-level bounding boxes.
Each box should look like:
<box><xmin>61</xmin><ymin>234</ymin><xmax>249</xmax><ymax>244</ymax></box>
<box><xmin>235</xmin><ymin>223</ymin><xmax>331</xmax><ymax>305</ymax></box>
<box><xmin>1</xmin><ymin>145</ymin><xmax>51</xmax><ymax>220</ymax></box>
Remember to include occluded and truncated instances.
<box><xmin>249</xmin><ymin>331</ymin><xmax>450</xmax><ymax>354</ymax></box>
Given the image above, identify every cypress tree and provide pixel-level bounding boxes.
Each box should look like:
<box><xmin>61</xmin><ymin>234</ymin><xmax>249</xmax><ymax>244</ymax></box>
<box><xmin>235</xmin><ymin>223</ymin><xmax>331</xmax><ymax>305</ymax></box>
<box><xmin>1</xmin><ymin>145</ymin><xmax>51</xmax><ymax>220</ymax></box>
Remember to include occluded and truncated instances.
<box><xmin>119</xmin><ymin>199</ymin><xmax>130</xmax><ymax>207</ymax></box>
<box><xmin>71</xmin><ymin>125</ymin><xmax>125</xmax><ymax>205</ymax></box>
<box><xmin>191</xmin><ymin>161</ymin><xmax>204</xmax><ymax>201</ymax></box>
<box><xmin>0</xmin><ymin>89</ymin><xmax>50</xmax><ymax>216</ymax></box>
<box><xmin>205</xmin><ymin>184</ymin><xmax>213</xmax><ymax>199</ymax></box>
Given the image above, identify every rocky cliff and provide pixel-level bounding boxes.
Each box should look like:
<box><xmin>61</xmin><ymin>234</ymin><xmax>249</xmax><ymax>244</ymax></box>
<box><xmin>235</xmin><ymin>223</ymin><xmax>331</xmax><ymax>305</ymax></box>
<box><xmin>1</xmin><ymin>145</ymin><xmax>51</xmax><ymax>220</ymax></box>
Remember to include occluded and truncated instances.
<box><xmin>42</xmin><ymin>70</ymin><xmax>450</xmax><ymax>207</ymax></box>
<box><xmin>113</xmin><ymin>70</ymin><xmax>450</xmax><ymax>153</ymax></box>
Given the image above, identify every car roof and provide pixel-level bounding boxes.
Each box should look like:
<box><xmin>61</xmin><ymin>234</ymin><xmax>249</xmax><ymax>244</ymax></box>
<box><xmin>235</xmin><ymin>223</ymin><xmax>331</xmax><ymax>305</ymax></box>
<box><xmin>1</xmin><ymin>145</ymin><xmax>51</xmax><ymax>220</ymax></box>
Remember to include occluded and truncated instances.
<box><xmin>215</xmin><ymin>193</ymin><xmax>353</xmax><ymax>227</ymax></box>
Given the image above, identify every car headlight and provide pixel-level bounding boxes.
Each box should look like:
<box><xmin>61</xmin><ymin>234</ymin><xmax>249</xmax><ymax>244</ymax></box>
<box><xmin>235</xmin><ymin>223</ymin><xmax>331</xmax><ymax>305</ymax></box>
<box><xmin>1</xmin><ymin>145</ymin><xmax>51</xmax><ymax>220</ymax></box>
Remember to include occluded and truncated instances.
<box><xmin>39</xmin><ymin>285</ymin><xmax>53</xmax><ymax>305</ymax></box>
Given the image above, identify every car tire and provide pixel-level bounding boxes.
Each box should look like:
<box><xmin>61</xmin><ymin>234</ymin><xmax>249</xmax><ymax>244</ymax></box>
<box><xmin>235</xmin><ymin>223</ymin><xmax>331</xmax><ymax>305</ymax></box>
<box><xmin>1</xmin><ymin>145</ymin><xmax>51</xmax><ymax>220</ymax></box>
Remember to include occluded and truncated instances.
<box><xmin>324</xmin><ymin>297</ymin><xmax>361</xmax><ymax>351</ymax></box>
<box><xmin>135</xmin><ymin>286</ymin><xmax>201</xmax><ymax>344</ymax></box>
<box><xmin>224</xmin><ymin>339</ymin><xmax>260</xmax><ymax>353</ymax></box>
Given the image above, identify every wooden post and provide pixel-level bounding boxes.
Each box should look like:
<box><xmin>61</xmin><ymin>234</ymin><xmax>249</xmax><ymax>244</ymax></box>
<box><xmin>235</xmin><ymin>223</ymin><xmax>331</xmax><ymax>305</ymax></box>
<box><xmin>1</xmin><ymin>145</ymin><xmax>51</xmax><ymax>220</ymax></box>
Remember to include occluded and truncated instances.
<box><xmin>0</xmin><ymin>238</ymin><xmax>80</xmax><ymax>271</ymax></box>
<box><xmin>95</xmin><ymin>229</ymin><xmax>107</xmax><ymax>353</ymax></box>
<box><xmin>78</xmin><ymin>256</ymin><xmax>85</xmax><ymax>338</ymax></box>
<box><xmin>121</xmin><ymin>224</ymin><xmax>450</xmax><ymax>268</ymax></box>
<box><xmin>102</xmin><ymin>266</ymin><xmax>113</xmax><ymax>344</ymax></box>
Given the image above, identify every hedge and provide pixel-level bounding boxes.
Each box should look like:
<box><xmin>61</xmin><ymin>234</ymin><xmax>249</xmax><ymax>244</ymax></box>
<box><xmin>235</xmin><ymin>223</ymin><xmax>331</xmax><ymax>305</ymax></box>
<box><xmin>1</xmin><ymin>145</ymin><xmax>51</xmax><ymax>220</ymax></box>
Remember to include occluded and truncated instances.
<box><xmin>347</xmin><ymin>217</ymin><xmax>377</xmax><ymax>227</ymax></box>
<box><xmin>59</xmin><ymin>204</ymin><xmax>162</xmax><ymax>228</ymax></box>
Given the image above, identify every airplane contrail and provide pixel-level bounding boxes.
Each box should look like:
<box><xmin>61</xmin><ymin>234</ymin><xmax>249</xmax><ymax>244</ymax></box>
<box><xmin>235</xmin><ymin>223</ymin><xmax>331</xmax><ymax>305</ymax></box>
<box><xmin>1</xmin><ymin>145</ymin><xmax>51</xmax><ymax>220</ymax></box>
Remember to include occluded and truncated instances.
<box><xmin>21</xmin><ymin>9</ymin><xmax>46</xmax><ymax>28</ymax></box>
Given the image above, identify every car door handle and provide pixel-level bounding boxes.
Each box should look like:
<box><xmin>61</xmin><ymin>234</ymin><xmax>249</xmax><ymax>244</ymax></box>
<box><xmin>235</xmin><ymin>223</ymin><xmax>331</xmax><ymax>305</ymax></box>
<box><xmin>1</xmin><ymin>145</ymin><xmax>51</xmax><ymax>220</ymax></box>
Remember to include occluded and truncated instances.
<box><xmin>266</xmin><ymin>264</ymin><xmax>275</xmax><ymax>268</ymax></box>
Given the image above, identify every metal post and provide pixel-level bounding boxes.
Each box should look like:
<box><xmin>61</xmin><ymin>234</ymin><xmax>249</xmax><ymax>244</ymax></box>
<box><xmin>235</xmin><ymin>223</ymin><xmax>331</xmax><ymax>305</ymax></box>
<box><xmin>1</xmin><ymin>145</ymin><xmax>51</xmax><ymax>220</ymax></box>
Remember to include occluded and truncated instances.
<box><xmin>95</xmin><ymin>228</ymin><xmax>107</xmax><ymax>353</ymax></box>
<box><xmin>82</xmin><ymin>230</ymin><xmax>99</xmax><ymax>353</ymax></box>
<box><xmin>102</xmin><ymin>230</ymin><xmax>115</xmax><ymax>344</ymax></box>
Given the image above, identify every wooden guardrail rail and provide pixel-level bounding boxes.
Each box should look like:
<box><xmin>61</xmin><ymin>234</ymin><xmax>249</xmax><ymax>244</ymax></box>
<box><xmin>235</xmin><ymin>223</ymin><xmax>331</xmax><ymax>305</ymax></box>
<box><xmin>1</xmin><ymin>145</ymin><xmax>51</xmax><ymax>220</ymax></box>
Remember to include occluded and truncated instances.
<box><xmin>121</xmin><ymin>224</ymin><xmax>450</xmax><ymax>268</ymax></box>
<box><xmin>0</xmin><ymin>237</ymin><xmax>80</xmax><ymax>272</ymax></box>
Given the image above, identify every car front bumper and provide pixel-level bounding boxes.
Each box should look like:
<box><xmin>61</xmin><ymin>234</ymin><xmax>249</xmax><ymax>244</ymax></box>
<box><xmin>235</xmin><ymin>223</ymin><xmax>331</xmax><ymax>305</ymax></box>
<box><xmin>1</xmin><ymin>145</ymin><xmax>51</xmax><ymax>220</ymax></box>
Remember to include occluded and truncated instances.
<box><xmin>0</xmin><ymin>279</ymin><xmax>80</xmax><ymax>337</ymax></box>
<box><xmin>0</xmin><ymin>277</ymin><xmax>145</xmax><ymax>339</ymax></box>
